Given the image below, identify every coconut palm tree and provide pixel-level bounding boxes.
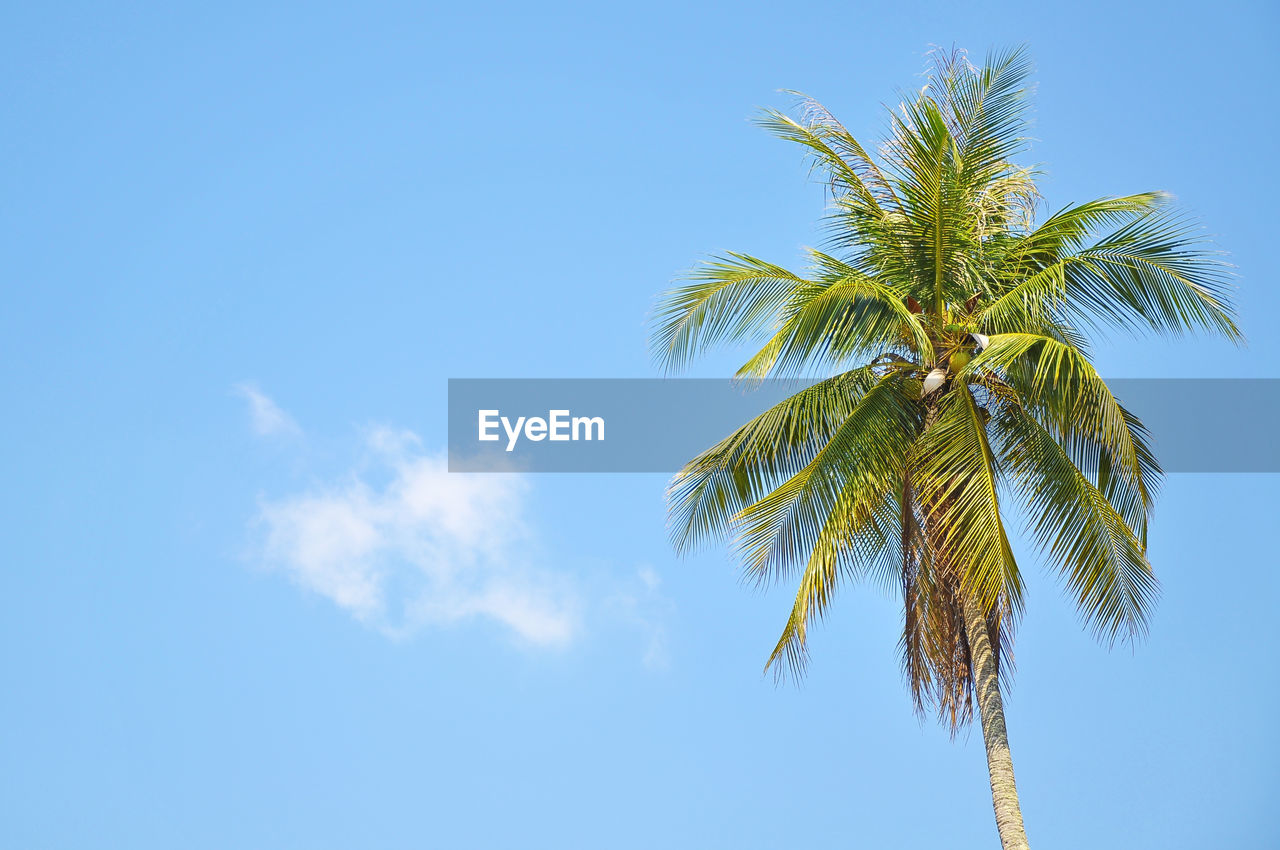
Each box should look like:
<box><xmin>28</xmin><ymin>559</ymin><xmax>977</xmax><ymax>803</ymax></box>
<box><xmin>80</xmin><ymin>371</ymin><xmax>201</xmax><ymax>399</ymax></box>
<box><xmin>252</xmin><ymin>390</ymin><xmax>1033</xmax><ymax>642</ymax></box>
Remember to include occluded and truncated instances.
<box><xmin>649</xmin><ymin>46</ymin><xmax>1239</xmax><ymax>850</ymax></box>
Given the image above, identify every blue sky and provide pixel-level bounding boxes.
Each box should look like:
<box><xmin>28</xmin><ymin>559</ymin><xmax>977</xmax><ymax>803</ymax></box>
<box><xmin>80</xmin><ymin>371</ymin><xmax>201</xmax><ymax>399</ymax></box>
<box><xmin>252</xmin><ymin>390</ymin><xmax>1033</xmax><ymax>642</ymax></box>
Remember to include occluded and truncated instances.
<box><xmin>2</xmin><ymin>1</ymin><xmax>1277</xmax><ymax>847</ymax></box>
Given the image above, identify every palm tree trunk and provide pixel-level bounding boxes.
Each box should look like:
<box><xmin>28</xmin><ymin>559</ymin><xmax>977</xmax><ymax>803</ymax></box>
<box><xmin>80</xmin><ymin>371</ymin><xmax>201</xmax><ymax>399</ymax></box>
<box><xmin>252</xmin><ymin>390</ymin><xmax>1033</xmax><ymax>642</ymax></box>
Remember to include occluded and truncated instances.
<box><xmin>962</xmin><ymin>591</ymin><xmax>1030</xmax><ymax>850</ymax></box>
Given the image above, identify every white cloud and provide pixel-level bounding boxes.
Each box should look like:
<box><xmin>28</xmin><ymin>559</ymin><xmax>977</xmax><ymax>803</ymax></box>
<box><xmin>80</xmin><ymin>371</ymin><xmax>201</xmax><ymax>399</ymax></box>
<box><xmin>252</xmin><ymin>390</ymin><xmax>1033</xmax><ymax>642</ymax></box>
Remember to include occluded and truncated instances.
<box><xmin>236</xmin><ymin>383</ymin><xmax>301</xmax><ymax>437</ymax></box>
<box><xmin>255</xmin><ymin>425</ymin><xmax>578</xmax><ymax>646</ymax></box>
<box><xmin>240</xmin><ymin>392</ymin><xmax>673</xmax><ymax>662</ymax></box>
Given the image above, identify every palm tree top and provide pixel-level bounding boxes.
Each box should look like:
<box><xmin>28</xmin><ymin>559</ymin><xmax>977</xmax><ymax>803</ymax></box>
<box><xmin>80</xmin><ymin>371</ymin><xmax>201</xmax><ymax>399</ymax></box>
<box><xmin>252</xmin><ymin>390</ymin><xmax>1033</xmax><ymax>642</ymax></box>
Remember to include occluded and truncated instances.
<box><xmin>649</xmin><ymin>45</ymin><xmax>1241</xmax><ymax>727</ymax></box>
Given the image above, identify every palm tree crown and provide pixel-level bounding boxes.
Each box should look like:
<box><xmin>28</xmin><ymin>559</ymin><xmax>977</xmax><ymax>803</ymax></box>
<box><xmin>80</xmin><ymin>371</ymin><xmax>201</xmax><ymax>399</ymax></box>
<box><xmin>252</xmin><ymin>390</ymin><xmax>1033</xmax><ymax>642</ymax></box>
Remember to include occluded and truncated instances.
<box><xmin>650</xmin><ymin>46</ymin><xmax>1240</xmax><ymax>730</ymax></box>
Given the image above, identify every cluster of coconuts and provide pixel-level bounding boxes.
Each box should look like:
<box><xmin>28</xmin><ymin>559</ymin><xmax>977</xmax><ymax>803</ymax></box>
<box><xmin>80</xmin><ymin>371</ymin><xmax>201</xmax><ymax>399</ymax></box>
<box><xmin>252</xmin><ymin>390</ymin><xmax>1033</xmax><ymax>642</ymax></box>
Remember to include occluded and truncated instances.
<box><xmin>922</xmin><ymin>332</ymin><xmax>989</xmax><ymax>397</ymax></box>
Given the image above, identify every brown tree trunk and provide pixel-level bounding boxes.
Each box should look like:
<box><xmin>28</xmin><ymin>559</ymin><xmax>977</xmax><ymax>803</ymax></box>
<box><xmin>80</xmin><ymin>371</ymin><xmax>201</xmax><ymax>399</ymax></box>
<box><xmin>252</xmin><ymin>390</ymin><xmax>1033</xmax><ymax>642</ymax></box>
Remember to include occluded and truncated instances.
<box><xmin>963</xmin><ymin>590</ymin><xmax>1031</xmax><ymax>850</ymax></box>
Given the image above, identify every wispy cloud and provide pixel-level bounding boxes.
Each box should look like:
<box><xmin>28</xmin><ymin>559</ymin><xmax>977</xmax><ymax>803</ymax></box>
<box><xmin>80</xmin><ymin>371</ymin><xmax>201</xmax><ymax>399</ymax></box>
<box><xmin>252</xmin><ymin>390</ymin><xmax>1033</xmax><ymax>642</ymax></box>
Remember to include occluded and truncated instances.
<box><xmin>240</xmin><ymin>389</ymin><xmax>670</xmax><ymax>660</ymax></box>
<box><xmin>235</xmin><ymin>383</ymin><xmax>302</xmax><ymax>437</ymax></box>
<box><xmin>252</xmin><ymin>423</ymin><xmax>576</xmax><ymax>645</ymax></box>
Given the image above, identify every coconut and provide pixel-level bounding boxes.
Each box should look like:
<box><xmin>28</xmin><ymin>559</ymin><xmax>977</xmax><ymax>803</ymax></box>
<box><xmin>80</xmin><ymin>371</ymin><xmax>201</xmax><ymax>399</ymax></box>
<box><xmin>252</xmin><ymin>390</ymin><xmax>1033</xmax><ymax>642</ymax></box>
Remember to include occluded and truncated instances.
<box><xmin>922</xmin><ymin>368</ymin><xmax>947</xmax><ymax>395</ymax></box>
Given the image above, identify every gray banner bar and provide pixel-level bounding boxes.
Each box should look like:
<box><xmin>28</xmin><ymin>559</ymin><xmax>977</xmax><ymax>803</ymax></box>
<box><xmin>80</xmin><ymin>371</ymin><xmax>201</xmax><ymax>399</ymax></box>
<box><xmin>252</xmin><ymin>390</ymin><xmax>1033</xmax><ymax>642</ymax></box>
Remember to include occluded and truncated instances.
<box><xmin>447</xmin><ymin>378</ymin><xmax>1280</xmax><ymax>473</ymax></box>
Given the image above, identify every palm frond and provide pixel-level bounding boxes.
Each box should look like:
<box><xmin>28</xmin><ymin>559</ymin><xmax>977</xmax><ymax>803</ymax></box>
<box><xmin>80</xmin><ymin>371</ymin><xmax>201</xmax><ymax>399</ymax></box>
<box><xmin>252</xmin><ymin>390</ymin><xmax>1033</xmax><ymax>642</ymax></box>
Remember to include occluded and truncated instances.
<box><xmin>732</xmin><ymin>372</ymin><xmax>919</xmax><ymax>582</ymax></box>
<box><xmin>667</xmin><ymin>367</ymin><xmax>884</xmax><ymax>554</ymax></box>
<box><xmin>961</xmin><ymin>332</ymin><xmax>1144</xmax><ymax>487</ymax></box>
<box><xmin>996</xmin><ymin>405</ymin><xmax>1159</xmax><ymax>642</ymax></box>
<box><xmin>1070</xmin><ymin>209</ymin><xmax>1241</xmax><ymax>340</ymax></box>
<box><xmin>734</xmin><ymin>251</ymin><xmax>933</xmax><ymax>379</ymax></box>
<box><xmin>763</xmin><ymin>487</ymin><xmax>902</xmax><ymax>679</ymax></box>
<box><xmin>755</xmin><ymin>102</ymin><xmax>898</xmax><ymax>212</ymax></box>
<box><xmin>650</xmin><ymin>253</ymin><xmax>808</xmax><ymax>372</ymax></box>
<box><xmin>915</xmin><ymin>385</ymin><xmax>1024</xmax><ymax>614</ymax></box>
